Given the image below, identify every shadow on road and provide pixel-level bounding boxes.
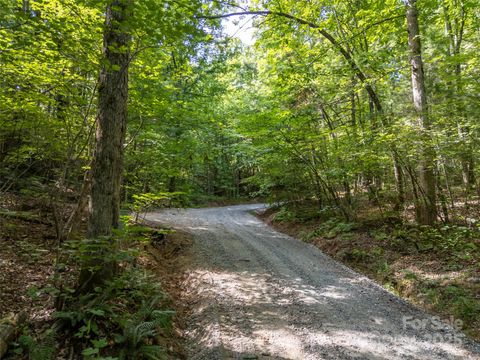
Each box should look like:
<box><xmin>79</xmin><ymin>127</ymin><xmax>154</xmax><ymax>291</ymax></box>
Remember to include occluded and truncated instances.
<box><xmin>147</xmin><ymin>205</ymin><xmax>480</xmax><ymax>359</ymax></box>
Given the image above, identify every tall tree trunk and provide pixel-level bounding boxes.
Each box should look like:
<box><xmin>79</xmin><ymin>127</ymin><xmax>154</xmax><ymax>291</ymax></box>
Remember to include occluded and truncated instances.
<box><xmin>78</xmin><ymin>0</ymin><xmax>132</xmax><ymax>293</ymax></box>
<box><xmin>406</xmin><ymin>0</ymin><xmax>437</xmax><ymax>225</ymax></box>
<box><xmin>443</xmin><ymin>2</ymin><xmax>475</xmax><ymax>192</ymax></box>
<box><xmin>62</xmin><ymin>168</ymin><xmax>92</xmax><ymax>240</ymax></box>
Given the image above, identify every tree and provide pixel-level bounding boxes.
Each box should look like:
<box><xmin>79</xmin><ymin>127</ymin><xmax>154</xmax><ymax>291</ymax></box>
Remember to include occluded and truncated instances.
<box><xmin>78</xmin><ymin>0</ymin><xmax>132</xmax><ymax>293</ymax></box>
<box><xmin>406</xmin><ymin>0</ymin><xmax>437</xmax><ymax>225</ymax></box>
<box><xmin>0</xmin><ymin>0</ymin><xmax>101</xmax><ymax>195</ymax></box>
<box><xmin>203</xmin><ymin>3</ymin><xmax>409</xmax><ymax>208</ymax></box>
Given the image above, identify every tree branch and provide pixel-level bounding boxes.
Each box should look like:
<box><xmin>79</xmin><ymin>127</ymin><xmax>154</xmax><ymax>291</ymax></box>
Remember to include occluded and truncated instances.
<box><xmin>199</xmin><ymin>10</ymin><xmax>384</xmax><ymax>113</ymax></box>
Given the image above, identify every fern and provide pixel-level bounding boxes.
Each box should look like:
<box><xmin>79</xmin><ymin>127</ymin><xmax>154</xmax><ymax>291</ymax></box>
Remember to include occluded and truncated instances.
<box><xmin>137</xmin><ymin>345</ymin><xmax>166</xmax><ymax>360</ymax></box>
<box><xmin>116</xmin><ymin>297</ymin><xmax>173</xmax><ymax>359</ymax></box>
<box><xmin>18</xmin><ymin>328</ymin><xmax>56</xmax><ymax>360</ymax></box>
<box><xmin>125</xmin><ymin>320</ymin><xmax>157</xmax><ymax>347</ymax></box>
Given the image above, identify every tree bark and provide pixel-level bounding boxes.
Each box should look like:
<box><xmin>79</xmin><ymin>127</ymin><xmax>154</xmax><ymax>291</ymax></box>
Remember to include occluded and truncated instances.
<box><xmin>78</xmin><ymin>0</ymin><xmax>132</xmax><ymax>293</ymax></box>
<box><xmin>443</xmin><ymin>2</ymin><xmax>475</xmax><ymax>192</ymax></box>
<box><xmin>406</xmin><ymin>0</ymin><xmax>437</xmax><ymax>225</ymax></box>
<box><xmin>61</xmin><ymin>168</ymin><xmax>91</xmax><ymax>241</ymax></box>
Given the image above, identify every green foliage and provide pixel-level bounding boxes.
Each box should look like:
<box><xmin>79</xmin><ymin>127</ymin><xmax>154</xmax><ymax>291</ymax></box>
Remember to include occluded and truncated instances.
<box><xmin>304</xmin><ymin>218</ymin><xmax>356</xmax><ymax>240</ymax></box>
<box><xmin>443</xmin><ymin>285</ymin><xmax>479</xmax><ymax>320</ymax></box>
<box><xmin>341</xmin><ymin>248</ymin><xmax>369</xmax><ymax>262</ymax></box>
<box><xmin>413</xmin><ymin>225</ymin><xmax>479</xmax><ymax>255</ymax></box>
<box><xmin>423</xmin><ymin>284</ymin><xmax>480</xmax><ymax>327</ymax></box>
<box><xmin>131</xmin><ymin>192</ymin><xmax>188</xmax><ymax>222</ymax></box>
<box><xmin>1</xmin><ymin>0</ymin><xmax>480</xmax><ymax>224</ymax></box>
<box><xmin>376</xmin><ymin>261</ymin><xmax>392</xmax><ymax>278</ymax></box>
<box><xmin>116</xmin><ymin>297</ymin><xmax>173</xmax><ymax>360</ymax></box>
<box><xmin>53</xmin><ymin>266</ymin><xmax>172</xmax><ymax>359</ymax></box>
<box><xmin>119</xmin><ymin>221</ymin><xmax>175</xmax><ymax>247</ymax></box>
<box><xmin>402</xmin><ymin>270</ymin><xmax>418</xmax><ymax>281</ymax></box>
<box><xmin>0</xmin><ymin>0</ymin><xmax>101</xmax><ymax>191</ymax></box>
<box><xmin>33</xmin><ymin>215</ymin><xmax>174</xmax><ymax>359</ymax></box>
<box><xmin>2</xmin><ymin>0</ymin><xmax>480</xmax><ymax>352</ymax></box>
<box><xmin>15</xmin><ymin>329</ymin><xmax>56</xmax><ymax>360</ymax></box>
<box><xmin>272</xmin><ymin>207</ymin><xmax>296</xmax><ymax>222</ymax></box>
<box><xmin>383</xmin><ymin>283</ymin><xmax>400</xmax><ymax>296</ymax></box>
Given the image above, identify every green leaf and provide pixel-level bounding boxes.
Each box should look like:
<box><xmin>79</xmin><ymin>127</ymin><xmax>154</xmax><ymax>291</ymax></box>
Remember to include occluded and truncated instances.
<box><xmin>88</xmin><ymin>309</ymin><xmax>105</xmax><ymax>316</ymax></box>
<box><xmin>82</xmin><ymin>347</ymin><xmax>99</xmax><ymax>356</ymax></box>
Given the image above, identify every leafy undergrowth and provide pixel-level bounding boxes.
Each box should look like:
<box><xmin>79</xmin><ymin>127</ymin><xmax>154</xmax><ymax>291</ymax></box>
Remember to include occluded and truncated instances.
<box><xmin>259</xmin><ymin>202</ymin><xmax>480</xmax><ymax>341</ymax></box>
<box><xmin>1</xmin><ymin>194</ymin><xmax>191</xmax><ymax>359</ymax></box>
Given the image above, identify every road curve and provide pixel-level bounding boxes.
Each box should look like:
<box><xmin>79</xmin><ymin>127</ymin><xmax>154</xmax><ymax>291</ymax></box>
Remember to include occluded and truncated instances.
<box><xmin>145</xmin><ymin>204</ymin><xmax>480</xmax><ymax>360</ymax></box>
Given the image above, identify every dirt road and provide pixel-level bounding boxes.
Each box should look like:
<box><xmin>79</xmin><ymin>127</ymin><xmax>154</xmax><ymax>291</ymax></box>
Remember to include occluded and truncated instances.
<box><xmin>146</xmin><ymin>204</ymin><xmax>480</xmax><ymax>360</ymax></box>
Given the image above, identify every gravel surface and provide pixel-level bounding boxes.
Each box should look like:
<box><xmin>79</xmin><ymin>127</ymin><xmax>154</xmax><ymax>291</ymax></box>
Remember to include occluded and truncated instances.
<box><xmin>146</xmin><ymin>204</ymin><xmax>480</xmax><ymax>360</ymax></box>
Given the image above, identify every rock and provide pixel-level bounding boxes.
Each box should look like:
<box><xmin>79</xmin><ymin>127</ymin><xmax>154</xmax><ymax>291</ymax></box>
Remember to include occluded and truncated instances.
<box><xmin>0</xmin><ymin>311</ymin><xmax>27</xmax><ymax>358</ymax></box>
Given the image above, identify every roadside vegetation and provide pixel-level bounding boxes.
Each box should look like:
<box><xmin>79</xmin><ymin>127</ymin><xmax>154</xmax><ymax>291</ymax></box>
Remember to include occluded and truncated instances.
<box><xmin>1</xmin><ymin>192</ymin><xmax>190</xmax><ymax>359</ymax></box>
<box><xmin>260</xmin><ymin>199</ymin><xmax>480</xmax><ymax>341</ymax></box>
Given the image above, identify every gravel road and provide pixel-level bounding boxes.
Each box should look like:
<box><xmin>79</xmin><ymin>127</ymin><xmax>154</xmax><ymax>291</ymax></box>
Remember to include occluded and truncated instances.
<box><xmin>145</xmin><ymin>204</ymin><xmax>480</xmax><ymax>360</ymax></box>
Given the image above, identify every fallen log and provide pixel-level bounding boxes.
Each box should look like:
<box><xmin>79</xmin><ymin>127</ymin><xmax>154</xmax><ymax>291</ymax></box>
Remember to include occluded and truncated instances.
<box><xmin>0</xmin><ymin>312</ymin><xmax>27</xmax><ymax>358</ymax></box>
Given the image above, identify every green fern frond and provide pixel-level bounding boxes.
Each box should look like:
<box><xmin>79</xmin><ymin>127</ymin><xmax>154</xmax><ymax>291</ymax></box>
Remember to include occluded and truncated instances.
<box><xmin>21</xmin><ymin>329</ymin><xmax>57</xmax><ymax>360</ymax></box>
<box><xmin>137</xmin><ymin>344</ymin><xmax>166</xmax><ymax>360</ymax></box>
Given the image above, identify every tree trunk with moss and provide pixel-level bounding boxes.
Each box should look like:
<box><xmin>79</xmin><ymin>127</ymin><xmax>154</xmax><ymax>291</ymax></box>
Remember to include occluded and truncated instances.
<box><xmin>78</xmin><ymin>0</ymin><xmax>131</xmax><ymax>293</ymax></box>
<box><xmin>406</xmin><ymin>0</ymin><xmax>437</xmax><ymax>225</ymax></box>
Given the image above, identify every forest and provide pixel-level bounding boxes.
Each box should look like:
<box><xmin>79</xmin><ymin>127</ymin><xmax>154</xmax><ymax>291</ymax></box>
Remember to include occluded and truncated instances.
<box><xmin>1</xmin><ymin>0</ymin><xmax>480</xmax><ymax>359</ymax></box>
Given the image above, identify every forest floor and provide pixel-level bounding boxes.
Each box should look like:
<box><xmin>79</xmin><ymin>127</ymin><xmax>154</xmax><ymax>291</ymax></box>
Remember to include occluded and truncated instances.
<box><xmin>0</xmin><ymin>193</ymin><xmax>190</xmax><ymax>359</ymax></box>
<box><xmin>0</xmin><ymin>194</ymin><xmax>60</xmax><ymax>324</ymax></box>
<box><xmin>145</xmin><ymin>204</ymin><xmax>480</xmax><ymax>360</ymax></box>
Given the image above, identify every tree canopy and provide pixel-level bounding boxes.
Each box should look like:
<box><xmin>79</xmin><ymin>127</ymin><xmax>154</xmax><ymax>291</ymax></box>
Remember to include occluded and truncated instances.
<box><xmin>1</xmin><ymin>0</ymin><xmax>480</xmax><ymax>227</ymax></box>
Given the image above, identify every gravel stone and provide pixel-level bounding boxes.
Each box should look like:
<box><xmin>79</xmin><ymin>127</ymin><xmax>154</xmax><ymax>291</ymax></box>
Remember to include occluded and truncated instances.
<box><xmin>146</xmin><ymin>204</ymin><xmax>480</xmax><ymax>360</ymax></box>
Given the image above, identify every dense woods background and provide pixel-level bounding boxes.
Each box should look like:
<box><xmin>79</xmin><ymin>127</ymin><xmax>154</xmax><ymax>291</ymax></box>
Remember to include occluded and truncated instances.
<box><xmin>2</xmin><ymin>0</ymin><xmax>480</xmax><ymax>224</ymax></box>
<box><xmin>1</xmin><ymin>0</ymin><xmax>480</xmax><ymax>358</ymax></box>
